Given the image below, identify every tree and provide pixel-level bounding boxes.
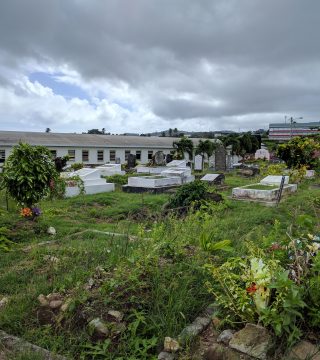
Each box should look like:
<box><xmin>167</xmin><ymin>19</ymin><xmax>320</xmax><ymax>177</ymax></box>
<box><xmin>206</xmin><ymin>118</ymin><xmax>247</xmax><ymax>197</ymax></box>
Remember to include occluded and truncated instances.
<box><xmin>45</xmin><ymin>128</ymin><xmax>51</xmax><ymax>133</ymax></box>
<box><xmin>173</xmin><ymin>137</ymin><xmax>194</xmax><ymax>160</ymax></box>
<box><xmin>173</xmin><ymin>128</ymin><xmax>178</xmax><ymax>136</ymax></box>
<box><xmin>168</xmin><ymin>128</ymin><xmax>173</xmax><ymax>137</ymax></box>
<box><xmin>196</xmin><ymin>140</ymin><xmax>217</xmax><ymax>168</ymax></box>
<box><xmin>1</xmin><ymin>143</ymin><xmax>58</xmax><ymax>208</ymax></box>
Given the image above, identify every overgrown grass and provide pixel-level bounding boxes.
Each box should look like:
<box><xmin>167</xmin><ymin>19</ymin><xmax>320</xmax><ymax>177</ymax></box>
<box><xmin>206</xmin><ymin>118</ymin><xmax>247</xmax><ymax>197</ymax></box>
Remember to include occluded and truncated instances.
<box><xmin>0</xmin><ymin>175</ymin><xmax>319</xmax><ymax>359</ymax></box>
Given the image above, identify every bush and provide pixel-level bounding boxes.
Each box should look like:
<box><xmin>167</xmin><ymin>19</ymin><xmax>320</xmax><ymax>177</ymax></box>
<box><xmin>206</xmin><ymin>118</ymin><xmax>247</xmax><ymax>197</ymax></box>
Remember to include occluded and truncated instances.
<box><xmin>70</xmin><ymin>162</ymin><xmax>84</xmax><ymax>171</ymax></box>
<box><xmin>277</xmin><ymin>136</ymin><xmax>320</xmax><ymax>169</ymax></box>
<box><xmin>1</xmin><ymin>143</ymin><xmax>58</xmax><ymax>207</ymax></box>
<box><xmin>167</xmin><ymin>180</ymin><xmax>208</xmax><ymax>208</ymax></box>
<box><xmin>106</xmin><ymin>174</ymin><xmax>129</xmax><ymax>185</ymax></box>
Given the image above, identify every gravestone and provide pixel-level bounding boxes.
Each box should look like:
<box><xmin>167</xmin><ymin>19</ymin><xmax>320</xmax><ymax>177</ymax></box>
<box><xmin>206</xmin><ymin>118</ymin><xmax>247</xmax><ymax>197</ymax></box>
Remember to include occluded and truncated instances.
<box><xmin>201</xmin><ymin>173</ymin><xmax>225</xmax><ymax>185</ymax></box>
<box><xmin>166</xmin><ymin>154</ymin><xmax>173</xmax><ymax>164</ymax></box>
<box><xmin>115</xmin><ymin>157</ymin><xmax>121</xmax><ymax>164</ymax></box>
<box><xmin>194</xmin><ymin>155</ymin><xmax>203</xmax><ymax>171</ymax></box>
<box><xmin>127</xmin><ymin>154</ymin><xmax>136</xmax><ymax>168</ymax></box>
<box><xmin>255</xmin><ymin>148</ymin><xmax>270</xmax><ymax>161</ymax></box>
<box><xmin>215</xmin><ymin>146</ymin><xmax>226</xmax><ymax>171</ymax></box>
<box><xmin>154</xmin><ymin>151</ymin><xmax>165</xmax><ymax>166</ymax></box>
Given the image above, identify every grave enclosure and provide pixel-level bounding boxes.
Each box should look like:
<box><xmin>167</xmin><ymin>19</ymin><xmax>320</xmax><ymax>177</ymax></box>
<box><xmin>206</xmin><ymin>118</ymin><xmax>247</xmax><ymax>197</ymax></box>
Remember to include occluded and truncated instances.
<box><xmin>232</xmin><ymin>175</ymin><xmax>297</xmax><ymax>204</ymax></box>
<box><xmin>62</xmin><ymin>165</ymin><xmax>123</xmax><ymax>197</ymax></box>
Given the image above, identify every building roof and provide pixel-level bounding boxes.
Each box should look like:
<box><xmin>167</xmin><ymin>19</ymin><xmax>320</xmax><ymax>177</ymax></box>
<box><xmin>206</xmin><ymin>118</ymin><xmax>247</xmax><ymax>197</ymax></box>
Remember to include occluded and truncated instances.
<box><xmin>269</xmin><ymin>122</ymin><xmax>320</xmax><ymax>129</ymax></box>
<box><xmin>0</xmin><ymin>131</ymin><xmax>219</xmax><ymax>149</ymax></box>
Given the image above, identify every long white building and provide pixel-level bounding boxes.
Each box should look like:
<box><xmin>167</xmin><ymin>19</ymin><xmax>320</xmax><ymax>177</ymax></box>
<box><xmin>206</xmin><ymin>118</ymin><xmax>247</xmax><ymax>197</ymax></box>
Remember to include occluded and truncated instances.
<box><xmin>0</xmin><ymin>131</ymin><xmax>204</xmax><ymax>166</ymax></box>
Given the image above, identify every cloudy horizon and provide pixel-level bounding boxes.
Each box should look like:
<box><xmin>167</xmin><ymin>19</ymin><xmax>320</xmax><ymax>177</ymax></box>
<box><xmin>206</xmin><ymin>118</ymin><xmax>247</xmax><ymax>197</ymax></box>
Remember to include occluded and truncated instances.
<box><xmin>0</xmin><ymin>0</ymin><xmax>319</xmax><ymax>134</ymax></box>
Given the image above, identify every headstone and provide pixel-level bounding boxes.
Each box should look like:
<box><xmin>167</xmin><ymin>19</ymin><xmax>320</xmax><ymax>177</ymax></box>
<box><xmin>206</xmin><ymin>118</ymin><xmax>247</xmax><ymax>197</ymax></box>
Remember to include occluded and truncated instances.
<box><xmin>165</xmin><ymin>153</ymin><xmax>173</xmax><ymax>164</ymax></box>
<box><xmin>201</xmin><ymin>173</ymin><xmax>225</xmax><ymax>185</ymax></box>
<box><xmin>194</xmin><ymin>155</ymin><xmax>203</xmax><ymax>171</ymax></box>
<box><xmin>305</xmin><ymin>170</ymin><xmax>315</xmax><ymax>178</ymax></box>
<box><xmin>255</xmin><ymin>149</ymin><xmax>270</xmax><ymax>161</ymax></box>
<box><xmin>115</xmin><ymin>157</ymin><xmax>121</xmax><ymax>164</ymax></box>
<box><xmin>215</xmin><ymin>146</ymin><xmax>226</xmax><ymax>171</ymax></box>
<box><xmin>260</xmin><ymin>175</ymin><xmax>289</xmax><ymax>185</ymax></box>
<box><xmin>154</xmin><ymin>151</ymin><xmax>165</xmax><ymax>166</ymax></box>
<box><xmin>127</xmin><ymin>154</ymin><xmax>136</xmax><ymax>168</ymax></box>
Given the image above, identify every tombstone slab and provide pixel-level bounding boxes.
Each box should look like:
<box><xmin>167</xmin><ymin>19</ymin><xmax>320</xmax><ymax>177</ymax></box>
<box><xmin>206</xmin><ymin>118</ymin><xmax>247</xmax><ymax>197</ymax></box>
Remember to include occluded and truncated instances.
<box><xmin>260</xmin><ymin>175</ymin><xmax>289</xmax><ymax>185</ymax></box>
<box><xmin>166</xmin><ymin>160</ymin><xmax>187</xmax><ymax>168</ymax></box>
<box><xmin>201</xmin><ymin>173</ymin><xmax>225</xmax><ymax>185</ymax></box>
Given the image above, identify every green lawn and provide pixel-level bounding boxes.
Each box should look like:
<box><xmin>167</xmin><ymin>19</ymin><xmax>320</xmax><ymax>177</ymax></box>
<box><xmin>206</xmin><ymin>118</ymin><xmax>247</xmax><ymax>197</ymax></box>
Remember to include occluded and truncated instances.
<box><xmin>0</xmin><ymin>176</ymin><xmax>319</xmax><ymax>359</ymax></box>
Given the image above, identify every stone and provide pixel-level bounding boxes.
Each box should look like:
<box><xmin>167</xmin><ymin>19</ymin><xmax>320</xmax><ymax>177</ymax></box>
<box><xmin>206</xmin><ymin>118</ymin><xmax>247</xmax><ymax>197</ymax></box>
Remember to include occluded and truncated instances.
<box><xmin>212</xmin><ymin>317</ymin><xmax>221</xmax><ymax>328</ymax></box>
<box><xmin>154</xmin><ymin>151</ymin><xmax>165</xmax><ymax>166</ymax></box>
<box><xmin>286</xmin><ymin>340</ymin><xmax>320</xmax><ymax>360</ymax></box>
<box><xmin>260</xmin><ymin>175</ymin><xmax>289</xmax><ymax>185</ymax></box>
<box><xmin>201</xmin><ymin>173</ymin><xmax>225</xmax><ymax>185</ymax></box>
<box><xmin>204</xmin><ymin>343</ymin><xmax>252</xmax><ymax>360</ymax></box>
<box><xmin>88</xmin><ymin>318</ymin><xmax>109</xmax><ymax>338</ymax></box>
<box><xmin>194</xmin><ymin>154</ymin><xmax>203</xmax><ymax>171</ymax></box>
<box><xmin>158</xmin><ymin>351</ymin><xmax>176</xmax><ymax>360</ymax></box>
<box><xmin>127</xmin><ymin>153</ymin><xmax>136</xmax><ymax>168</ymax></box>
<box><xmin>107</xmin><ymin>310</ymin><xmax>124</xmax><ymax>322</ymax></box>
<box><xmin>217</xmin><ymin>329</ymin><xmax>234</xmax><ymax>346</ymax></box>
<box><xmin>47</xmin><ymin>226</ymin><xmax>56</xmax><ymax>235</ymax></box>
<box><xmin>37</xmin><ymin>294</ymin><xmax>49</xmax><ymax>307</ymax></box>
<box><xmin>229</xmin><ymin>323</ymin><xmax>273</xmax><ymax>360</ymax></box>
<box><xmin>61</xmin><ymin>299</ymin><xmax>72</xmax><ymax>312</ymax></box>
<box><xmin>163</xmin><ymin>337</ymin><xmax>180</xmax><ymax>352</ymax></box>
<box><xmin>47</xmin><ymin>293</ymin><xmax>62</xmax><ymax>302</ymax></box>
<box><xmin>49</xmin><ymin>300</ymin><xmax>63</xmax><ymax>310</ymax></box>
<box><xmin>0</xmin><ymin>297</ymin><xmax>8</xmax><ymax>309</ymax></box>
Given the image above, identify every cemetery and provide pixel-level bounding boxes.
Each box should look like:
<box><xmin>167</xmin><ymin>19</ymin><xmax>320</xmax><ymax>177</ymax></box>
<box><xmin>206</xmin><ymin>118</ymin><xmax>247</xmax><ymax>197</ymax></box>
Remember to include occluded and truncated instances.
<box><xmin>0</xmin><ymin>140</ymin><xmax>320</xmax><ymax>359</ymax></box>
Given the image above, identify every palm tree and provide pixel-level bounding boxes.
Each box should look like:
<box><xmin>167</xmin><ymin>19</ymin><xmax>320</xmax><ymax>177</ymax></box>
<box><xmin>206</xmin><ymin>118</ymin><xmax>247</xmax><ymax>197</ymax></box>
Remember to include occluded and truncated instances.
<box><xmin>173</xmin><ymin>137</ymin><xmax>194</xmax><ymax>160</ymax></box>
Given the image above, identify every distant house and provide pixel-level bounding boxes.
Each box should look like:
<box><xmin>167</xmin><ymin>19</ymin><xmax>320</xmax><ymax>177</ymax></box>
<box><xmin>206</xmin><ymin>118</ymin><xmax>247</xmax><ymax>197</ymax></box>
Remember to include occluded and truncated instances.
<box><xmin>269</xmin><ymin>121</ymin><xmax>320</xmax><ymax>140</ymax></box>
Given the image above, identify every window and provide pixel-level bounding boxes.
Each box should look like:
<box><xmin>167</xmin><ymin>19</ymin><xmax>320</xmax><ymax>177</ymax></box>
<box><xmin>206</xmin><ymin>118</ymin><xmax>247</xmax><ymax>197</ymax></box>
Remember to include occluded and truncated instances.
<box><xmin>125</xmin><ymin>150</ymin><xmax>131</xmax><ymax>161</ymax></box>
<box><xmin>136</xmin><ymin>150</ymin><xmax>141</xmax><ymax>160</ymax></box>
<box><xmin>0</xmin><ymin>150</ymin><xmax>5</xmax><ymax>163</ymax></box>
<box><xmin>68</xmin><ymin>149</ymin><xmax>75</xmax><ymax>162</ymax></box>
<box><xmin>110</xmin><ymin>150</ymin><xmax>116</xmax><ymax>162</ymax></box>
<box><xmin>97</xmin><ymin>150</ymin><xmax>104</xmax><ymax>162</ymax></box>
<box><xmin>82</xmin><ymin>150</ymin><xmax>89</xmax><ymax>162</ymax></box>
<box><xmin>50</xmin><ymin>150</ymin><xmax>57</xmax><ymax>159</ymax></box>
<box><xmin>148</xmin><ymin>150</ymin><xmax>153</xmax><ymax>160</ymax></box>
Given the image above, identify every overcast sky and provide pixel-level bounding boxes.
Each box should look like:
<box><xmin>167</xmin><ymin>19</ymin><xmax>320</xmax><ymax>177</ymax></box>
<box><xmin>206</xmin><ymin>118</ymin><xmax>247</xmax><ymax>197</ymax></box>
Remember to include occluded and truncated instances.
<box><xmin>0</xmin><ymin>0</ymin><xmax>319</xmax><ymax>134</ymax></box>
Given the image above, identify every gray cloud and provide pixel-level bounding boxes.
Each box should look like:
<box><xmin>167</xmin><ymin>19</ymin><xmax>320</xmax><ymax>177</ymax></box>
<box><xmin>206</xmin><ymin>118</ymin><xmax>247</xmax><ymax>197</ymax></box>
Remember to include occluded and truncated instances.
<box><xmin>0</xmin><ymin>0</ymin><xmax>320</xmax><ymax>132</ymax></box>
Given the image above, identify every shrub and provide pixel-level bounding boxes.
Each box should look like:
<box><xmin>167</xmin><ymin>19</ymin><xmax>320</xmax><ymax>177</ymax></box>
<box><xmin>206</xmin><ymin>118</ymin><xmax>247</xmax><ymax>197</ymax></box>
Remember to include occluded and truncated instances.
<box><xmin>1</xmin><ymin>143</ymin><xmax>58</xmax><ymax>207</ymax></box>
<box><xmin>167</xmin><ymin>180</ymin><xmax>208</xmax><ymax>208</ymax></box>
<box><xmin>70</xmin><ymin>162</ymin><xmax>84</xmax><ymax>171</ymax></box>
<box><xmin>277</xmin><ymin>136</ymin><xmax>320</xmax><ymax>169</ymax></box>
<box><xmin>106</xmin><ymin>174</ymin><xmax>129</xmax><ymax>185</ymax></box>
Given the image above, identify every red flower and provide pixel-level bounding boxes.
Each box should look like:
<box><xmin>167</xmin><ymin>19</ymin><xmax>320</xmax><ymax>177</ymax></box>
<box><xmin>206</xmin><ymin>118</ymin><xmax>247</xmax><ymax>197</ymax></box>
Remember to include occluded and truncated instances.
<box><xmin>246</xmin><ymin>282</ymin><xmax>257</xmax><ymax>295</ymax></box>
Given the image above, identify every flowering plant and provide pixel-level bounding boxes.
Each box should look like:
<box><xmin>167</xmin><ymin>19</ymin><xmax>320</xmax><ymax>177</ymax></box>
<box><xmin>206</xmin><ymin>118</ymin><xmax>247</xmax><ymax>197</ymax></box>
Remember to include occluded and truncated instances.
<box><xmin>20</xmin><ymin>206</ymin><xmax>41</xmax><ymax>219</ymax></box>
